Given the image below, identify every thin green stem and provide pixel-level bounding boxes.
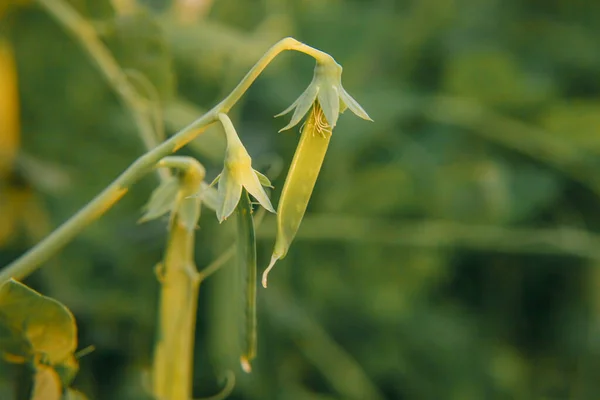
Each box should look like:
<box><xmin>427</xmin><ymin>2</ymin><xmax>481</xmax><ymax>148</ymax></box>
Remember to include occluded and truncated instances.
<box><xmin>37</xmin><ymin>0</ymin><xmax>168</xmax><ymax>180</ymax></box>
<box><xmin>217</xmin><ymin>37</ymin><xmax>335</xmax><ymax>112</ymax></box>
<box><xmin>0</xmin><ymin>115</ymin><xmax>215</xmax><ymax>283</ymax></box>
<box><xmin>0</xmin><ymin>22</ymin><xmax>337</xmax><ymax>283</ymax></box>
<box><xmin>198</xmin><ymin>247</ymin><xmax>235</xmax><ymax>282</ymax></box>
<box><xmin>256</xmin><ymin>214</ymin><xmax>600</xmax><ymax>261</ymax></box>
<box><xmin>195</xmin><ymin>371</ymin><xmax>235</xmax><ymax>400</ymax></box>
<box><xmin>157</xmin><ymin>156</ymin><xmax>206</xmax><ymax>187</ymax></box>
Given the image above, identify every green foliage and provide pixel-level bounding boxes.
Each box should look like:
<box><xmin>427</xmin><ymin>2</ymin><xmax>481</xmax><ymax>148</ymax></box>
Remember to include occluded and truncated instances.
<box><xmin>3</xmin><ymin>0</ymin><xmax>600</xmax><ymax>399</ymax></box>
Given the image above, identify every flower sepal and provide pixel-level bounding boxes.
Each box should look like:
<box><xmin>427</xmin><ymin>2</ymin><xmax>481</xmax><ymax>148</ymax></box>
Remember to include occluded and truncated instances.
<box><xmin>214</xmin><ymin>113</ymin><xmax>275</xmax><ymax>223</ymax></box>
<box><xmin>276</xmin><ymin>58</ymin><xmax>372</xmax><ymax>132</ymax></box>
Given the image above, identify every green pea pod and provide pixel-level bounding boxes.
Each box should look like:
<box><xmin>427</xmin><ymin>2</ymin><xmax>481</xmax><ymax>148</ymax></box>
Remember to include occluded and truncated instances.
<box><xmin>236</xmin><ymin>189</ymin><xmax>257</xmax><ymax>372</ymax></box>
<box><xmin>262</xmin><ymin>104</ymin><xmax>332</xmax><ymax>288</ymax></box>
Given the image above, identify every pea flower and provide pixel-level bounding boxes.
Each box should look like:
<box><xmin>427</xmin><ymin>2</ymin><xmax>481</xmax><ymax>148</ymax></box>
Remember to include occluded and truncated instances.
<box><xmin>276</xmin><ymin>59</ymin><xmax>372</xmax><ymax>132</ymax></box>
<box><xmin>262</xmin><ymin>58</ymin><xmax>372</xmax><ymax>288</ymax></box>
<box><xmin>214</xmin><ymin>113</ymin><xmax>275</xmax><ymax>222</ymax></box>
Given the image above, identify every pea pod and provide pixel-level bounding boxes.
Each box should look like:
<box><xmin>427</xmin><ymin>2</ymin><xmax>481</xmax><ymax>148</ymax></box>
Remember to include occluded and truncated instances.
<box><xmin>237</xmin><ymin>190</ymin><xmax>257</xmax><ymax>372</ymax></box>
<box><xmin>262</xmin><ymin>104</ymin><xmax>332</xmax><ymax>288</ymax></box>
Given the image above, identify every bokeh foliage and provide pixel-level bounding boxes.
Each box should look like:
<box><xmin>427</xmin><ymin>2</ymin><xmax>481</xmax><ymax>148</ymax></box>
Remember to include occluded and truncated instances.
<box><xmin>2</xmin><ymin>0</ymin><xmax>600</xmax><ymax>399</ymax></box>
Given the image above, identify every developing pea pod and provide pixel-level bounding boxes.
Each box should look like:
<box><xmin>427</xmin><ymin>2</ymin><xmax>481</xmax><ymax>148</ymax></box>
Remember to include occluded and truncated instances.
<box><xmin>262</xmin><ymin>103</ymin><xmax>332</xmax><ymax>288</ymax></box>
<box><xmin>237</xmin><ymin>189</ymin><xmax>257</xmax><ymax>373</ymax></box>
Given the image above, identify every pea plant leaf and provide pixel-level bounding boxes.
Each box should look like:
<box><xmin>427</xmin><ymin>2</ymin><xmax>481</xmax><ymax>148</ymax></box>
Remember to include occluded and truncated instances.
<box><xmin>0</xmin><ymin>280</ymin><xmax>77</xmax><ymax>365</ymax></box>
<box><xmin>0</xmin><ymin>315</ymin><xmax>30</xmax><ymax>363</ymax></box>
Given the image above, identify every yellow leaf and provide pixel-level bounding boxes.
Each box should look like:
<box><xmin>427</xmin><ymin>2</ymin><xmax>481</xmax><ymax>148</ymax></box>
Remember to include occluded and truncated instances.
<box><xmin>0</xmin><ymin>280</ymin><xmax>78</xmax><ymax>365</ymax></box>
<box><xmin>0</xmin><ymin>36</ymin><xmax>20</xmax><ymax>176</ymax></box>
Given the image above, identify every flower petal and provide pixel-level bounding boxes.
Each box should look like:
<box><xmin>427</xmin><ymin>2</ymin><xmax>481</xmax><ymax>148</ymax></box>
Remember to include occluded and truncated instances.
<box><xmin>216</xmin><ymin>168</ymin><xmax>243</xmax><ymax>222</ymax></box>
<box><xmin>242</xmin><ymin>169</ymin><xmax>275</xmax><ymax>214</ymax></box>
<box><xmin>138</xmin><ymin>177</ymin><xmax>179</xmax><ymax>223</ymax></box>
<box><xmin>274</xmin><ymin>95</ymin><xmax>301</xmax><ymax>118</ymax></box>
<box><xmin>278</xmin><ymin>83</ymin><xmax>319</xmax><ymax>132</ymax></box>
<box><xmin>196</xmin><ymin>182</ymin><xmax>219</xmax><ymax>211</ymax></box>
<box><xmin>317</xmin><ymin>85</ymin><xmax>340</xmax><ymax>128</ymax></box>
<box><xmin>339</xmin><ymin>99</ymin><xmax>348</xmax><ymax>114</ymax></box>
<box><xmin>340</xmin><ymin>87</ymin><xmax>372</xmax><ymax>121</ymax></box>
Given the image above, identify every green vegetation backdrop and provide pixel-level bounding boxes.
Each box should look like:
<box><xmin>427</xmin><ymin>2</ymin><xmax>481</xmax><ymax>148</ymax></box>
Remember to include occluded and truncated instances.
<box><xmin>2</xmin><ymin>0</ymin><xmax>600</xmax><ymax>399</ymax></box>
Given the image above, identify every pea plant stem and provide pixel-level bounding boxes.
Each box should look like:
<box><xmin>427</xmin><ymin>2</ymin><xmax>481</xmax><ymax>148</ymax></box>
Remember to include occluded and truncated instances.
<box><xmin>1</xmin><ymin>4</ymin><xmax>335</xmax><ymax>285</ymax></box>
<box><xmin>0</xmin><ymin>114</ymin><xmax>214</xmax><ymax>284</ymax></box>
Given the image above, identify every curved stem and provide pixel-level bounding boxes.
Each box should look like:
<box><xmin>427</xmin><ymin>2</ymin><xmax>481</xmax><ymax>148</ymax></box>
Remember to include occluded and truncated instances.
<box><xmin>37</xmin><ymin>0</ymin><xmax>169</xmax><ymax>180</ymax></box>
<box><xmin>2</xmin><ymin>7</ymin><xmax>337</xmax><ymax>283</ymax></box>
<box><xmin>0</xmin><ymin>116</ymin><xmax>215</xmax><ymax>283</ymax></box>
<box><xmin>217</xmin><ymin>37</ymin><xmax>335</xmax><ymax>112</ymax></box>
<box><xmin>157</xmin><ymin>155</ymin><xmax>206</xmax><ymax>191</ymax></box>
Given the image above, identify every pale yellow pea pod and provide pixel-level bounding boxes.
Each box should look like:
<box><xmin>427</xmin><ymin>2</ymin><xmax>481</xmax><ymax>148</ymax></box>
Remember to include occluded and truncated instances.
<box><xmin>262</xmin><ymin>104</ymin><xmax>332</xmax><ymax>288</ymax></box>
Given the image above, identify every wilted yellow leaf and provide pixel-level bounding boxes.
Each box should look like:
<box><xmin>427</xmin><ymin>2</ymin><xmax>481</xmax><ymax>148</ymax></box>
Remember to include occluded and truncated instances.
<box><xmin>0</xmin><ymin>280</ymin><xmax>77</xmax><ymax>365</ymax></box>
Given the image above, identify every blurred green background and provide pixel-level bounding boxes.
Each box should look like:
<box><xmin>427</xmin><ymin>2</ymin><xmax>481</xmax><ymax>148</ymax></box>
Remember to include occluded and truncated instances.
<box><xmin>2</xmin><ymin>0</ymin><xmax>600</xmax><ymax>398</ymax></box>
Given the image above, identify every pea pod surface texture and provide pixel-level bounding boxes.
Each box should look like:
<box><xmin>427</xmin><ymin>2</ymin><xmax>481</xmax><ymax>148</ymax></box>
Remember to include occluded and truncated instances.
<box><xmin>262</xmin><ymin>104</ymin><xmax>332</xmax><ymax>287</ymax></box>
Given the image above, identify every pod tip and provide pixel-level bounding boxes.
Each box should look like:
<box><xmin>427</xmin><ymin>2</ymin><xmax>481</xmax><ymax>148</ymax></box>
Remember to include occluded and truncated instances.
<box><xmin>261</xmin><ymin>256</ymin><xmax>279</xmax><ymax>288</ymax></box>
<box><xmin>240</xmin><ymin>356</ymin><xmax>252</xmax><ymax>373</ymax></box>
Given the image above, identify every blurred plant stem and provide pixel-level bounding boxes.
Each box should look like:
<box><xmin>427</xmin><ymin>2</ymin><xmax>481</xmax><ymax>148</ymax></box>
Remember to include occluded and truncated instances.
<box><xmin>0</xmin><ymin>31</ymin><xmax>333</xmax><ymax>283</ymax></box>
<box><xmin>257</xmin><ymin>215</ymin><xmax>600</xmax><ymax>261</ymax></box>
<box><xmin>37</xmin><ymin>0</ymin><xmax>169</xmax><ymax>180</ymax></box>
<box><xmin>424</xmin><ymin>95</ymin><xmax>600</xmax><ymax>198</ymax></box>
<box><xmin>265</xmin><ymin>288</ymin><xmax>386</xmax><ymax>400</ymax></box>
